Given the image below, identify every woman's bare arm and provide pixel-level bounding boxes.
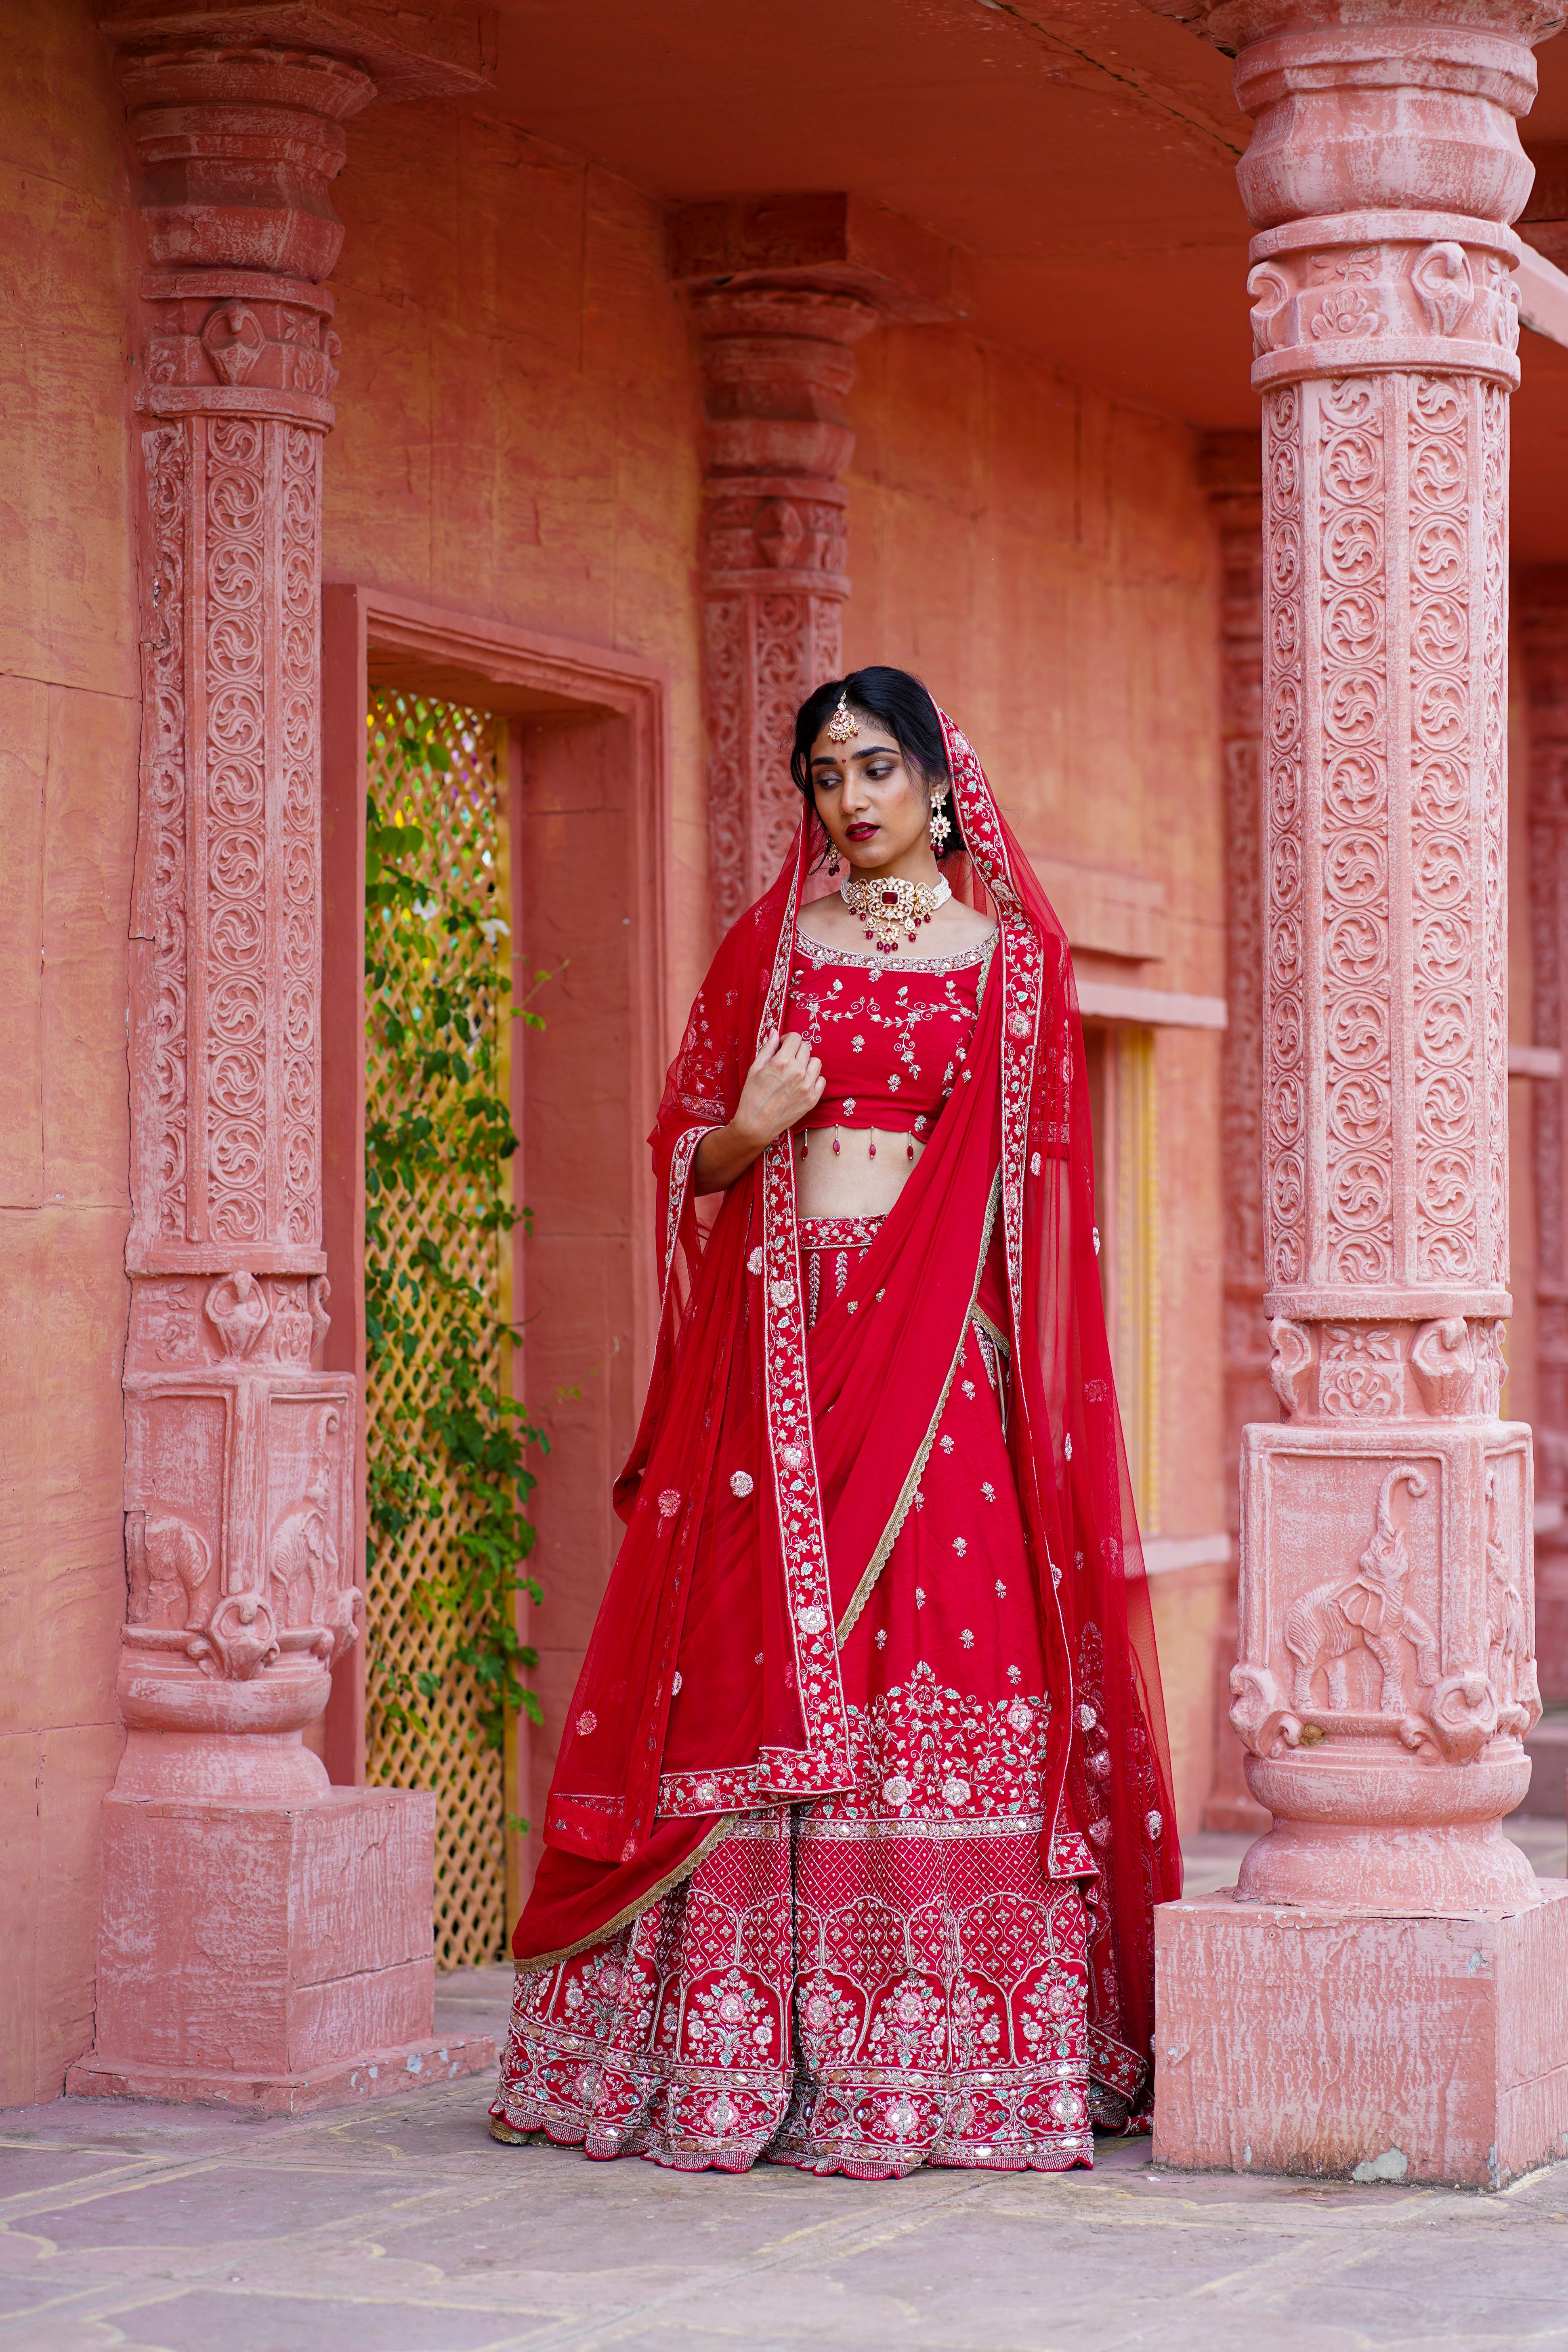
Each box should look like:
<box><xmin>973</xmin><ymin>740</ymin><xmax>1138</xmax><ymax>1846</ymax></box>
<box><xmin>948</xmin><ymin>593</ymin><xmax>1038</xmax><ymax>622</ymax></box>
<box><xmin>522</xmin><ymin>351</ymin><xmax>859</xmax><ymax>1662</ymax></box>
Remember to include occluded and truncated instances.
<box><xmin>693</xmin><ymin>1030</ymin><xmax>825</xmax><ymax>1193</ymax></box>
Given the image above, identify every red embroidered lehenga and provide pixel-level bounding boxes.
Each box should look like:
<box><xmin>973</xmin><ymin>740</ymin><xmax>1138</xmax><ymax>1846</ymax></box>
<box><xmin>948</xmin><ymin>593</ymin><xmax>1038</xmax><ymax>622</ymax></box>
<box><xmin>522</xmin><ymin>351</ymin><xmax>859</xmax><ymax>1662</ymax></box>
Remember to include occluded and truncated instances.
<box><xmin>491</xmin><ymin>712</ymin><xmax>1180</xmax><ymax>2176</ymax></box>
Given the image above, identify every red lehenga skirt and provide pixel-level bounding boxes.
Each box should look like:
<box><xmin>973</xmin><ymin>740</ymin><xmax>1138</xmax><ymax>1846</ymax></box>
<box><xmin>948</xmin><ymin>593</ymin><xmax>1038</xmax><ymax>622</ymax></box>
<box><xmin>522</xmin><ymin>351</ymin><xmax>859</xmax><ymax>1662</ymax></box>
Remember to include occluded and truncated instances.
<box><xmin>491</xmin><ymin>1217</ymin><xmax>1096</xmax><ymax>2178</ymax></box>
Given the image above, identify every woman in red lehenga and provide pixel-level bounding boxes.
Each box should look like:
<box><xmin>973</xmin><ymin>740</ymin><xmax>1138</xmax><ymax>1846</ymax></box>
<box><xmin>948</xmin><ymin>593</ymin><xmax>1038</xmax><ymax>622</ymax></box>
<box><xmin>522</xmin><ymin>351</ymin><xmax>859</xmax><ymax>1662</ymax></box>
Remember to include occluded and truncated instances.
<box><xmin>489</xmin><ymin>668</ymin><xmax>1181</xmax><ymax>2176</ymax></box>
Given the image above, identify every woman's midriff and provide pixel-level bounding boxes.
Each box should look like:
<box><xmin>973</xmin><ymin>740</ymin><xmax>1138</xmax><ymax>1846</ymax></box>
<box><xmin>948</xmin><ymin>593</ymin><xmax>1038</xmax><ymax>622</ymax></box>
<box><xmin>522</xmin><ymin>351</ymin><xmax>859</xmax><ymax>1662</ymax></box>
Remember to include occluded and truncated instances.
<box><xmin>792</xmin><ymin>1128</ymin><xmax>924</xmax><ymax>1218</ymax></box>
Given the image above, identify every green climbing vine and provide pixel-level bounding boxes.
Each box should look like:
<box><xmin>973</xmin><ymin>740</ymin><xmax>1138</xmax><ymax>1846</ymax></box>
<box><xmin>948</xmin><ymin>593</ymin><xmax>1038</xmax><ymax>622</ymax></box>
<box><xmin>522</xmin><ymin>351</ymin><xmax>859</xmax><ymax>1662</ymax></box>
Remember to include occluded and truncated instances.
<box><xmin>362</xmin><ymin>696</ymin><xmax>550</xmax><ymax>1772</ymax></box>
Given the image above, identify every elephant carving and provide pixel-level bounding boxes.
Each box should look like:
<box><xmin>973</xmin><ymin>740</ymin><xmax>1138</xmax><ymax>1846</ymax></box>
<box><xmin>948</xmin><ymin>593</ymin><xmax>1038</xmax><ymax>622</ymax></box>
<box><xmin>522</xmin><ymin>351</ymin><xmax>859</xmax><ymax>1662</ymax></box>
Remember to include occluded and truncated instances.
<box><xmin>1283</xmin><ymin>1465</ymin><xmax>1438</xmax><ymax>1715</ymax></box>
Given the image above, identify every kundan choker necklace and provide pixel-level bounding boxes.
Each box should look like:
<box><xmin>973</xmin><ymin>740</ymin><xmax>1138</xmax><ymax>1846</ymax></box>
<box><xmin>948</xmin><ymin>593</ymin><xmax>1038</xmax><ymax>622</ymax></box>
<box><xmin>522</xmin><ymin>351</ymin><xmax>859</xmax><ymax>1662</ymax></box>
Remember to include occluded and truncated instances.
<box><xmin>840</xmin><ymin>869</ymin><xmax>952</xmax><ymax>955</ymax></box>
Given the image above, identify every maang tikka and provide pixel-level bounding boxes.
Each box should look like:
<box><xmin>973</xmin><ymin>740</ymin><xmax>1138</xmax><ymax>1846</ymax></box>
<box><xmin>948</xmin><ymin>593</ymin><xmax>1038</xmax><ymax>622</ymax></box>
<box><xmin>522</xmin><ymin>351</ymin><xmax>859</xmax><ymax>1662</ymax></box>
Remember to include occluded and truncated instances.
<box><xmin>826</xmin><ymin>693</ymin><xmax>858</xmax><ymax>743</ymax></box>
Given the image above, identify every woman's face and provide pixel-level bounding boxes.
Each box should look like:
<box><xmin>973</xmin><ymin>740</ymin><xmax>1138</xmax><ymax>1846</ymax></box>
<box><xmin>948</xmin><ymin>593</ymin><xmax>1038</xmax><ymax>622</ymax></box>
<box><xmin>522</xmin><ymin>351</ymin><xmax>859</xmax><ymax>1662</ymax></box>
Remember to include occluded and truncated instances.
<box><xmin>808</xmin><ymin>716</ymin><xmax>944</xmax><ymax>875</ymax></box>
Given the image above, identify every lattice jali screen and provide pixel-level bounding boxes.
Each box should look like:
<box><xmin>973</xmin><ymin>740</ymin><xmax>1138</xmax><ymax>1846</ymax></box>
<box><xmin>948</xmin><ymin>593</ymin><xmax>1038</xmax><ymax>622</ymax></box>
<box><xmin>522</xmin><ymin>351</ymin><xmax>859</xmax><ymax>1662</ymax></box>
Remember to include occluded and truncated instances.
<box><xmin>364</xmin><ymin>689</ymin><xmax>511</xmax><ymax>1970</ymax></box>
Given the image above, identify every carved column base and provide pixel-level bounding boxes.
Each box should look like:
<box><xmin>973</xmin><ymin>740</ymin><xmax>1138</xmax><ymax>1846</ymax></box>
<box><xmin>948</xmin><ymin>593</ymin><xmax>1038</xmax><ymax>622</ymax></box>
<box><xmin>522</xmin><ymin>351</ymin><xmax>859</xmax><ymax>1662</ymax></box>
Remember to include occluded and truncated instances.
<box><xmin>66</xmin><ymin>1785</ymin><xmax>494</xmax><ymax>2115</ymax></box>
<box><xmin>1229</xmin><ymin>1414</ymin><xmax>1542</xmax><ymax>1908</ymax></box>
<box><xmin>1237</xmin><ymin>1805</ymin><xmax>1534</xmax><ymax>1908</ymax></box>
<box><xmin>1155</xmin><ymin>1886</ymin><xmax>1568</xmax><ymax>2187</ymax></box>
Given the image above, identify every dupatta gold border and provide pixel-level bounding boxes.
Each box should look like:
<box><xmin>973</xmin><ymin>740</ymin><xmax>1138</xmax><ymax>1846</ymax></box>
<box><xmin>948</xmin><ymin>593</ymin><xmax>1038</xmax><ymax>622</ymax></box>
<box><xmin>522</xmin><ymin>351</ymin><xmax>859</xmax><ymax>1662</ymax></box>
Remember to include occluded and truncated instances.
<box><xmin>514</xmin><ymin>1814</ymin><xmax>737</xmax><ymax>1976</ymax></box>
<box><xmin>835</xmin><ymin>1171</ymin><xmax>1002</xmax><ymax>1645</ymax></box>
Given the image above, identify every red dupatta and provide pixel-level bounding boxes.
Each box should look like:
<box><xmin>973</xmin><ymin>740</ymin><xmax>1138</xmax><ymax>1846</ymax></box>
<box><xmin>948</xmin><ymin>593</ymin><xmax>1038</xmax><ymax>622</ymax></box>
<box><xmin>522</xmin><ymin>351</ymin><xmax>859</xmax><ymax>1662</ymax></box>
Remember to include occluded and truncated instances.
<box><xmin>514</xmin><ymin>712</ymin><xmax>1181</xmax><ymax>2110</ymax></box>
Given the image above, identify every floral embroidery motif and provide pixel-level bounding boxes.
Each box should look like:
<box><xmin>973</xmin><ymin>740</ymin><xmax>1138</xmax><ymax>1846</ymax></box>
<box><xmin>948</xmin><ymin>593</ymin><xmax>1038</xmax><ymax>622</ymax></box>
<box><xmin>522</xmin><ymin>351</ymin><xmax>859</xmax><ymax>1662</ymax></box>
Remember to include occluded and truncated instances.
<box><xmin>785</xmin><ymin>936</ymin><xmax>987</xmax><ymax>1141</ymax></box>
<box><xmin>812</xmin><ymin>1663</ymin><xmax>1054</xmax><ymax>1826</ymax></box>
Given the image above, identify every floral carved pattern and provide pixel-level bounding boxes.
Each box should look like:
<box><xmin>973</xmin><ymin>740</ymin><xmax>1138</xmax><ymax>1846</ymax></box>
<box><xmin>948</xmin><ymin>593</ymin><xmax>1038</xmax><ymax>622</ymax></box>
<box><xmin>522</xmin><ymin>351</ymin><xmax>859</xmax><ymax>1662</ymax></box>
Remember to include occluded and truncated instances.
<box><xmin>280</xmin><ymin>422</ymin><xmax>321</xmax><ymax>1248</ymax></box>
<box><xmin>1480</xmin><ymin>382</ymin><xmax>1510</xmax><ymax>1292</ymax></box>
<box><xmin>1262</xmin><ymin>382</ymin><xmax>1308</xmax><ymax>1291</ymax></box>
<box><xmin>140</xmin><ymin>423</ymin><xmax>191</xmax><ymax>1242</ymax></box>
<box><xmin>139</xmin><ymin>408</ymin><xmax>326</xmax><ymax>1260</ymax></box>
<box><xmin>1319</xmin><ymin>376</ymin><xmax>1393</xmax><ymax>1287</ymax></box>
<box><xmin>204</xmin><ymin>416</ymin><xmax>269</xmax><ymax>1246</ymax></box>
<box><xmin>1408</xmin><ymin>377</ymin><xmax>1479</xmax><ymax>1283</ymax></box>
<box><xmin>1262</xmin><ymin>365</ymin><xmax>1509</xmax><ymax>1312</ymax></box>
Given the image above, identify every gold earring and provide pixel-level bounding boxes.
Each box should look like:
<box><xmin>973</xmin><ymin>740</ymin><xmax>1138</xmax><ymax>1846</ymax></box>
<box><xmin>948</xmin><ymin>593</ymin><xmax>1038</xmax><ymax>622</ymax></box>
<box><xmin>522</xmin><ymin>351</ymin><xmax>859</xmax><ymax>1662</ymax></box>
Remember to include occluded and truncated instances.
<box><xmin>929</xmin><ymin>800</ymin><xmax>952</xmax><ymax>854</ymax></box>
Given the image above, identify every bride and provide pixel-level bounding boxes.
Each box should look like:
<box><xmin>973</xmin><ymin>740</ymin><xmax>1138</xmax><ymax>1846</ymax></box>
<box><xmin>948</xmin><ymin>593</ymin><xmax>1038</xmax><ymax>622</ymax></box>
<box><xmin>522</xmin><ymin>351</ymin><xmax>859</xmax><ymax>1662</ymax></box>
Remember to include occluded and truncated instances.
<box><xmin>489</xmin><ymin>667</ymin><xmax>1179</xmax><ymax>2176</ymax></box>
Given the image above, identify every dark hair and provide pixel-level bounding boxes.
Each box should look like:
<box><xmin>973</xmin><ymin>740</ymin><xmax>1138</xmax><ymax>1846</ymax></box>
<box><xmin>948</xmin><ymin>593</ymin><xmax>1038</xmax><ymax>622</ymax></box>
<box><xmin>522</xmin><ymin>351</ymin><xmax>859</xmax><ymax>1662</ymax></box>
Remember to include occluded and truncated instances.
<box><xmin>790</xmin><ymin>666</ymin><xmax>964</xmax><ymax>857</ymax></box>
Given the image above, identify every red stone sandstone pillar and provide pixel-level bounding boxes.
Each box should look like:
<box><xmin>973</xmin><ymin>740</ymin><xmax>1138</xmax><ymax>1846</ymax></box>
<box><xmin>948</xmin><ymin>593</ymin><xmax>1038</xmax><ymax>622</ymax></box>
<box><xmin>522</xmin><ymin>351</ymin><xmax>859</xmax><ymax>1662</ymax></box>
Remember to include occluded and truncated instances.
<box><xmin>1199</xmin><ymin>430</ymin><xmax>1273</xmax><ymax>1837</ymax></box>
<box><xmin>67</xmin><ymin>35</ymin><xmax>491</xmax><ymax>2110</ymax></box>
<box><xmin>1521</xmin><ymin>573</ymin><xmax>1568</xmax><ymax>1695</ymax></box>
<box><xmin>1154</xmin><ymin>0</ymin><xmax>1568</xmax><ymax>2187</ymax></box>
<box><xmin>684</xmin><ymin>281</ymin><xmax>878</xmax><ymax>932</ymax></box>
<box><xmin>670</xmin><ymin>200</ymin><xmax>967</xmax><ymax>935</ymax></box>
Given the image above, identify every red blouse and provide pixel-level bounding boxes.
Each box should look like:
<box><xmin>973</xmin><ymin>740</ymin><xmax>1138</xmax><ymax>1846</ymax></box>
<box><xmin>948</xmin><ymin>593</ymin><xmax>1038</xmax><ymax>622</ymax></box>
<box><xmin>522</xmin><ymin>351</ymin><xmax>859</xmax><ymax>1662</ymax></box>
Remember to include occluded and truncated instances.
<box><xmin>783</xmin><ymin>926</ymin><xmax>998</xmax><ymax>1138</ymax></box>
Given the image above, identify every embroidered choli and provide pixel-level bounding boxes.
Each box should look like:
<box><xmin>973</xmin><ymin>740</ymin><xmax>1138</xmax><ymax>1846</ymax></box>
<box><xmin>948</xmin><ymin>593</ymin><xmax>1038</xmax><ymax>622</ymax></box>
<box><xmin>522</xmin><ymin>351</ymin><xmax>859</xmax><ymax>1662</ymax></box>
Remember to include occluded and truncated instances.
<box><xmin>783</xmin><ymin>928</ymin><xmax>997</xmax><ymax>1140</ymax></box>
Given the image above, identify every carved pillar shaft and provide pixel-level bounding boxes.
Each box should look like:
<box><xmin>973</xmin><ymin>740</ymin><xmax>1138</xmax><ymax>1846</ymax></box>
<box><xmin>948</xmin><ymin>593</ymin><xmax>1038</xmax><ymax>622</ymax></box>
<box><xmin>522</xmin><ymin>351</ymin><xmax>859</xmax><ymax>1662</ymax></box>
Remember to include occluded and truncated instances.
<box><xmin>116</xmin><ymin>42</ymin><xmax>372</xmax><ymax>1794</ymax></box>
<box><xmin>685</xmin><ymin>284</ymin><xmax>878</xmax><ymax>932</ymax></box>
<box><xmin>1215</xmin><ymin>0</ymin><xmax>1558</xmax><ymax>1907</ymax></box>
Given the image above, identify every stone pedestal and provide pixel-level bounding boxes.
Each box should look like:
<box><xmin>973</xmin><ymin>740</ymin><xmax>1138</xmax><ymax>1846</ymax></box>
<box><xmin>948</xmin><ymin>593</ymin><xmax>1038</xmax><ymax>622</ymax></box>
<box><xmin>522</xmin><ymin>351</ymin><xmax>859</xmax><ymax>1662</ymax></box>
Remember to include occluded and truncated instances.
<box><xmin>1155</xmin><ymin>1888</ymin><xmax>1568</xmax><ymax>2188</ymax></box>
<box><xmin>67</xmin><ymin>1786</ymin><xmax>493</xmax><ymax>2114</ymax></box>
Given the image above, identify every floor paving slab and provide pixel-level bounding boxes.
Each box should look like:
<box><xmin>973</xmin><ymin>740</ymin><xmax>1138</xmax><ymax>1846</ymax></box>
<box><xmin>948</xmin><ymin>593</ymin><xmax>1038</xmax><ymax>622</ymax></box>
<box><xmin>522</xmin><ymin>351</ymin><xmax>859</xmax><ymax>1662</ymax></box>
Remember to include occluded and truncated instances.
<box><xmin>2</xmin><ymin>1838</ymin><xmax>1566</xmax><ymax>2352</ymax></box>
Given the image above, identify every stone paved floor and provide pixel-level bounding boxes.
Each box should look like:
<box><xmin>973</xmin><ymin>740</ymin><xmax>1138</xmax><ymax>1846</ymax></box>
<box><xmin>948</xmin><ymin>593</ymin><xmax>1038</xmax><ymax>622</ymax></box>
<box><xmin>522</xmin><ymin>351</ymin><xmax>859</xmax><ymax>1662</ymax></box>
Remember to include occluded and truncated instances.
<box><xmin>4</xmin><ymin>1828</ymin><xmax>1567</xmax><ymax>2352</ymax></box>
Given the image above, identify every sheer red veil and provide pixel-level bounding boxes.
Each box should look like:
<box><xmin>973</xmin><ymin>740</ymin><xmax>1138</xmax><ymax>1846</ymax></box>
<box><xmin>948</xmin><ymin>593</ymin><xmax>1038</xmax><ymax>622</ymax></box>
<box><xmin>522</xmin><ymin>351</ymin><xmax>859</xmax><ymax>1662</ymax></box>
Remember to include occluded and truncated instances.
<box><xmin>514</xmin><ymin>707</ymin><xmax>1182</xmax><ymax>2112</ymax></box>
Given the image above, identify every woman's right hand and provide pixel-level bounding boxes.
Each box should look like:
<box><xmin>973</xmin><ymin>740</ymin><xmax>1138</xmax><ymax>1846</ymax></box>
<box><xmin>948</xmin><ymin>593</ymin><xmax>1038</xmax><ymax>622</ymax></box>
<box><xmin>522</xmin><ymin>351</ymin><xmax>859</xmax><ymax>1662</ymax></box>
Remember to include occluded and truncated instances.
<box><xmin>735</xmin><ymin>1030</ymin><xmax>824</xmax><ymax>1150</ymax></box>
<box><xmin>693</xmin><ymin>1031</ymin><xmax>824</xmax><ymax>1192</ymax></box>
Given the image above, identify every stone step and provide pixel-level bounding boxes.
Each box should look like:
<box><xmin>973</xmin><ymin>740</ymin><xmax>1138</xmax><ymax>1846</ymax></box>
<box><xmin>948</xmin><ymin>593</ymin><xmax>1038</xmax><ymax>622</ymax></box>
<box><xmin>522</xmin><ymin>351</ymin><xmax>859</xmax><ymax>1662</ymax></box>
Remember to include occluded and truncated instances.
<box><xmin>1518</xmin><ymin>1708</ymin><xmax>1568</xmax><ymax>1819</ymax></box>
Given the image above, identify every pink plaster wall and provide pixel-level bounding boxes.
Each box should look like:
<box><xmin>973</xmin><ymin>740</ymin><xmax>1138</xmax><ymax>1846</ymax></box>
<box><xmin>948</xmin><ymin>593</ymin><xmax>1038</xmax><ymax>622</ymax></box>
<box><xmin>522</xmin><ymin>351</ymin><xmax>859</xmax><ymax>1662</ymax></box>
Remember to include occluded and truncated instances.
<box><xmin>323</xmin><ymin>107</ymin><xmax>711</xmax><ymax>1026</ymax></box>
<box><xmin>0</xmin><ymin>2</ymin><xmax>137</xmax><ymax>2107</ymax></box>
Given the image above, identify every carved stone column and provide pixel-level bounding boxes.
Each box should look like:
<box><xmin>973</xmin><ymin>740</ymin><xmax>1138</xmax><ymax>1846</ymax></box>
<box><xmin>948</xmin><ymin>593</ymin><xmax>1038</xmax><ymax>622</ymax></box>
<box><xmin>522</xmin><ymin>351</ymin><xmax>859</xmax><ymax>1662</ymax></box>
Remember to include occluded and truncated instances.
<box><xmin>1198</xmin><ymin>428</ymin><xmax>1272</xmax><ymax>1835</ymax></box>
<box><xmin>670</xmin><ymin>198</ymin><xmax>967</xmax><ymax>935</ymax></box>
<box><xmin>683</xmin><ymin>281</ymin><xmax>876</xmax><ymax>930</ymax></box>
<box><xmin>1154</xmin><ymin>0</ymin><xmax>1568</xmax><ymax>2189</ymax></box>
<box><xmin>1521</xmin><ymin>570</ymin><xmax>1568</xmax><ymax>1692</ymax></box>
<box><xmin>69</xmin><ymin>31</ymin><xmax>492</xmax><ymax>2109</ymax></box>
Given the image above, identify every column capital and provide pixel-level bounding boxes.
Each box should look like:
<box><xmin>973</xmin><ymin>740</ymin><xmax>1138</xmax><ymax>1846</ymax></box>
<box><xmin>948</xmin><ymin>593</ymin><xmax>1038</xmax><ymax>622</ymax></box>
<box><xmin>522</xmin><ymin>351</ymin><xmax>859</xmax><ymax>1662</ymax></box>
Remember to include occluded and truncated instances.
<box><xmin>100</xmin><ymin>0</ymin><xmax>496</xmax><ymax>101</ymax></box>
<box><xmin>1151</xmin><ymin>0</ymin><xmax>1562</xmax><ymax>230</ymax></box>
<box><xmin>668</xmin><ymin>192</ymin><xmax>972</xmax><ymax>326</ymax></box>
